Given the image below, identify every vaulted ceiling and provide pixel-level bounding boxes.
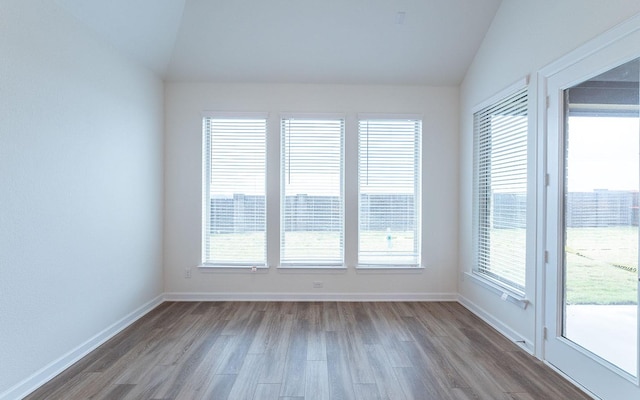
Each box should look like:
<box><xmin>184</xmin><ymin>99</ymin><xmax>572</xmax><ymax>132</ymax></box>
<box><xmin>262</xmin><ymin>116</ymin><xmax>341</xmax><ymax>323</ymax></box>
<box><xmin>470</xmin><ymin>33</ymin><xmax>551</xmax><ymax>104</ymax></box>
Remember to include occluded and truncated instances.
<box><xmin>54</xmin><ymin>0</ymin><xmax>502</xmax><ymax>85</ymax></box>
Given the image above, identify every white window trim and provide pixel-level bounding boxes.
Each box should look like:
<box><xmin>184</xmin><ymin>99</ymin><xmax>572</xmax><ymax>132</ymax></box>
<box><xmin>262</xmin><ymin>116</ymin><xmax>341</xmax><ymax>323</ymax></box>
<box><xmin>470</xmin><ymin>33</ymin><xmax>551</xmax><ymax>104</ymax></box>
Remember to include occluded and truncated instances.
<box><xmin>279</xmin><ymin>113</ymin><xmax>346</xmax><ymax>268</ymax></box>
<box><xmin>356</xmin><ymin>264</ymin><xmax>425</xmax><ymax>270</ymax></box>
<box><xmin>356</xmin><ymin>114</ymin><xmax>423</xmax><ymax>268</ymax></box>
<box><xmin>200</xmin><ymin>111</ymin><xmax>428</xmax><ymax>273</ymax></box>
<box><xmin>464</xmin><ymin>272</ymin><xmax>529</xmax><ymax>308</ymax></box>
<box><xmin>471</xmin><ymin>78</ymin><xmax>530</xmax><ymax>296</ymax></box>
<box><xmin>201</xmin><ymin>112</ymin><xmax>269</xmax><ymax>267</ymax></box>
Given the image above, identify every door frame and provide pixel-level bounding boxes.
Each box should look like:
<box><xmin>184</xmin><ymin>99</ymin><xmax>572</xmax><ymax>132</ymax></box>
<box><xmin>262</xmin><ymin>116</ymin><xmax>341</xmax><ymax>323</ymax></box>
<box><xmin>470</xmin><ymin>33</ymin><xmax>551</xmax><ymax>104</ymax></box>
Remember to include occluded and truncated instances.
<box><xmin>537</xmin><ymin>14</ymin><xmax>640</xmax><ymax>399</ymax></box>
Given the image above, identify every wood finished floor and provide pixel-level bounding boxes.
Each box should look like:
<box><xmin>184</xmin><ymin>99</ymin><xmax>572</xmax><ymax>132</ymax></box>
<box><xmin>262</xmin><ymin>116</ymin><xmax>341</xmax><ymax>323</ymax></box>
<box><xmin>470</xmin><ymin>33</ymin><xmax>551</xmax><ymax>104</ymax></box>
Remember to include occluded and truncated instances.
<box><xmin>26</xmin><ymin>302</ymin><xmax>590</xmax><ymax>400</ymax></box>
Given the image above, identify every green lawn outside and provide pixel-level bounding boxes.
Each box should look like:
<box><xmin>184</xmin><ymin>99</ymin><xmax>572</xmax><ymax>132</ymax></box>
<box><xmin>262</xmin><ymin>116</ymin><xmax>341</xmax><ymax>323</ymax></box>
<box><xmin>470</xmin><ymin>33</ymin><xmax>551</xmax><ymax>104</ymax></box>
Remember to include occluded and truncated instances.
<box><xmin>206</xmin><ymin>230</ymin><xmax>415</xmax><ymax>262</ymax></box>
<box><xmin>208</xmin><ymin>226</ymin><xmax>639</xmax><ymax>305</ymax></box>
<box><xmin>490</xmin><ymin>226</ymin><xmax>638</xmax><ymax>305</ymax></box>
<box><xmin>207</xmin><ymin>231</ymin><xmax>266</xmax><ymax>262</ymax></box>
<box><xmin>565</xmin><ymin>226</ymin><xmax>638</xmax><ymax>305</ymax></box>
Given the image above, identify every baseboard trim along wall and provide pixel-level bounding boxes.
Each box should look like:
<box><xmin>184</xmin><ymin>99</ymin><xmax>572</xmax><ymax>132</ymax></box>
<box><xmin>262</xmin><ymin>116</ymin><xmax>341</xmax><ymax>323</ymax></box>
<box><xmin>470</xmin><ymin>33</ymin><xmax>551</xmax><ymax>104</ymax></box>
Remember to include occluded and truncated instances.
<box><xmin>162</xmin><ymin>292</ymin><xmax>459</xmax><ymax>302</ymax></box>
<box><xmin>457</xmin><ymin>294</ymin><xmax>534</xmax><ymax>354</ymax></box>
<box><xmin>0</xmin><ymin>295</ymin><xmax>164</xmax><ymax>400</ymax></box>
<box><xmin>4</xmin><ymin>292</ymin><xmax>535</xmax><ymax>400</ymax></box>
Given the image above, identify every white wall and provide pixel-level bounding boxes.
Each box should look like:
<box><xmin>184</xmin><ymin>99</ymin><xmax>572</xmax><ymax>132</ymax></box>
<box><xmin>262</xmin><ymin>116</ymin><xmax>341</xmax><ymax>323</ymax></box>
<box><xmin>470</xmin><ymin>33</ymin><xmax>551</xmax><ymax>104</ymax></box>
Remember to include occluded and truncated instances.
<box><xmin>164</xmin><ymin>83</ymin><xmax>459</xmax><ymax>298</ymax></box>
<box><xmin>459</xmin><ymin>1</ymin><xmax>640</xmax><ymax>350</ymax></box>
<box><xmin>0</xmin><ymin>0</ymin><xmax>164</xmax><ymax>396</ymax></box>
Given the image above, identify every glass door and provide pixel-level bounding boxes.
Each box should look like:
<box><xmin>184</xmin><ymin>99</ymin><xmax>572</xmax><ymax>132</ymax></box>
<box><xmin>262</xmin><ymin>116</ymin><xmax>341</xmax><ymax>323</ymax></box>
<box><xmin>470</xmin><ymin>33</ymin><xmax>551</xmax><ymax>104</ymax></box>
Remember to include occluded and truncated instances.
<box><xmin>544</xmin><ymin>54</ymin><xmax>640</xmax><ymax>398</ymax></box>
<box><xmin>563</xmin><ymin>60</ymin><xmax>639</xmax><ymax>376</ymax></box>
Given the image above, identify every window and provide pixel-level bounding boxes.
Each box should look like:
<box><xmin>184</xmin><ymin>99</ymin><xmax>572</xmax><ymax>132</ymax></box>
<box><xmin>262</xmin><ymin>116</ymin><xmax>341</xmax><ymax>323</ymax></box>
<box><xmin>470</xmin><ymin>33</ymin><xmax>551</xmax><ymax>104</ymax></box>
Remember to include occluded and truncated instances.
<box><xmin>202</xmin><ymin>112</ymin><xmax>424</xmax><ymax>269</ymax></box>
<box><xmin>280</xmin><ymin>116</ymin><xmax>345</xmax><ymax>266</ymax></box>
<box><xmin>358</xmin><ymin>117</ymin><xmax>422</xmax><ymax>266</ymax></box>
<box><xmin>202</xmin><ymin>114</ymin><xmax>267</xmax><ymax>266</ymax></box>
<box><xmin>472</xmin><ymin>86</ymin><xmax>528</xmax><ymax>292</ymax></box>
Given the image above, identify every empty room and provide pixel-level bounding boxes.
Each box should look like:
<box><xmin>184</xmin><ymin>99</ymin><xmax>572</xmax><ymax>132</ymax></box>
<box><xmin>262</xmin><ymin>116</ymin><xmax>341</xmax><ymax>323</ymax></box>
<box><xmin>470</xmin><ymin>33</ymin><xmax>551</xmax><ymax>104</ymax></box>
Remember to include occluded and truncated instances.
<box><xmin>2</xmin><ymin>0</ymin><xmax>640</xmax><ymax>399</ymax></box>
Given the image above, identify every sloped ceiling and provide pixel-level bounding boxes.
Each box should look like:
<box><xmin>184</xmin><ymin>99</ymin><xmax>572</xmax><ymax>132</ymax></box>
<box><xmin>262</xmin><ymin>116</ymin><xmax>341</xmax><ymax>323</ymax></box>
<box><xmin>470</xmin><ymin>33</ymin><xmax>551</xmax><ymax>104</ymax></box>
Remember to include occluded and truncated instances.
<box><xmin>54</xmin><ymin>0</ymin><xmax>186</xmax><ymax>75</ymax></box>
<box><xmin>54</xmin><ymin>0</ymin><xmax>502</xmax><ymax>85</ymax></box>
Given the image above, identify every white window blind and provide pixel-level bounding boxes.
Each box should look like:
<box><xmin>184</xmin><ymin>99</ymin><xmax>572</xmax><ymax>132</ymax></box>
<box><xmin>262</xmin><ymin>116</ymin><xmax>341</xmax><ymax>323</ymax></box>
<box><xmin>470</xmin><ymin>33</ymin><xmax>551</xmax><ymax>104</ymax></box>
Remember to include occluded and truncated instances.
<box><xmin>472</xmin><ymin>87</ymin><xmax>528</xmax><ymax>292</ymax></box>
<box><xmin>202</xmin><ymin>116</ymin><xmax>266</xmax><ymax>266</ymax></box>
<box><xmin>358</xmin><ymin>118</ymin><xmax>421</xmax><ymax>266</ymax></box>
<box><xmin>281</xmin><ymin>116</ymin><xmax>344</xmax><ymax>266</ymax></box>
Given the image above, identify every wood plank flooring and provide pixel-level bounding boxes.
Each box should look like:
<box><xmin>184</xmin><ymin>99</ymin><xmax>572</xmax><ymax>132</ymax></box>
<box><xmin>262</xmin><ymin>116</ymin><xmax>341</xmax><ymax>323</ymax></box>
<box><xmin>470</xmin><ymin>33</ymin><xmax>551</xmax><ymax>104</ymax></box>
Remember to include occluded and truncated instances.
<box><xmin>25</xmin><ymin>302</ymin><xmax>591</xmax><ymax>400</ymax></box>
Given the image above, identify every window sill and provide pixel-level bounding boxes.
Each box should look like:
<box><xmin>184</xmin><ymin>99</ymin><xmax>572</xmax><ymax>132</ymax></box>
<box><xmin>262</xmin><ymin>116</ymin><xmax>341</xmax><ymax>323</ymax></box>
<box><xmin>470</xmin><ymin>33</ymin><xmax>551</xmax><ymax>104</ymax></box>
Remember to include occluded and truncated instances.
<box><xmin>277</xmin><ymin>265</ymin><xmax>347</xmax><ymax>271</ymax></box>
<box><xmin>198</xmin><ymin>264</ymin><xmax>269</xmax><ymax>273</ymax></box>
<box><xmin>464</xmin><ymin>271</ymin><xmax>529</xmax><ymax>309</ymax></box>
<box><xmin>356</xmin><ymin>264</ymin><xmax>424</xmax><ymax>270</ymax></box>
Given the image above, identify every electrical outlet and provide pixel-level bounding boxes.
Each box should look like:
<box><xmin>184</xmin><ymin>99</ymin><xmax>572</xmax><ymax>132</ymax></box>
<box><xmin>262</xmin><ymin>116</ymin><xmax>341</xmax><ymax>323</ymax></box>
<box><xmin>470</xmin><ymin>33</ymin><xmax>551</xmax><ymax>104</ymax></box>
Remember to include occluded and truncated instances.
<box><xmin>313</xmin><ymin>281</ymin><xmax>323</xmax><ymax>288</ymax></box>
<box><xmin>184</xmin><ymin>267</ymin><xmax>192</xmax><ymax>279</ymax></box>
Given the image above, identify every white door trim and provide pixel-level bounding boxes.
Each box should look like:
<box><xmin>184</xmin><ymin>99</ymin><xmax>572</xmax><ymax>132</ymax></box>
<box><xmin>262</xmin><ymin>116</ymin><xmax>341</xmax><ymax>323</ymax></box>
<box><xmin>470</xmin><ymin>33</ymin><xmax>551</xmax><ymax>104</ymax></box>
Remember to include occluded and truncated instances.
<box><xmin>538</xmin><ymin>13</ymin><xmax>640</xmax><ymax>400</ymax></box>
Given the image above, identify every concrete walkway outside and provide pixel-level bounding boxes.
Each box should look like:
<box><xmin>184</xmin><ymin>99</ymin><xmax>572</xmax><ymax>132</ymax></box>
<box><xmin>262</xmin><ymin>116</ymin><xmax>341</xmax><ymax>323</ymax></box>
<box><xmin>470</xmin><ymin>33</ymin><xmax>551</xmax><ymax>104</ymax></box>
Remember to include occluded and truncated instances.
<box><xmin>565</xmin><ymin>305</ymin><xmax>638</xmax><ymax>376</ymax></box>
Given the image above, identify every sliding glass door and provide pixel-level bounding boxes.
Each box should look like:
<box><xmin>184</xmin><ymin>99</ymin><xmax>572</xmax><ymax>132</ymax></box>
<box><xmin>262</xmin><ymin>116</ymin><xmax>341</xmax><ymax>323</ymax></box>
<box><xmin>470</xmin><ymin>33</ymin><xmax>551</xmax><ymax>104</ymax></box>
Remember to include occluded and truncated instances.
<box><xmin>563</xmin><ymin>64</ymin><xmax>639</xmax><ymax>375</ymax></box>
<box><xmin>544</xmin><ymin>33</ymin><xmax>640</xmax><ymax>398</ymax></box>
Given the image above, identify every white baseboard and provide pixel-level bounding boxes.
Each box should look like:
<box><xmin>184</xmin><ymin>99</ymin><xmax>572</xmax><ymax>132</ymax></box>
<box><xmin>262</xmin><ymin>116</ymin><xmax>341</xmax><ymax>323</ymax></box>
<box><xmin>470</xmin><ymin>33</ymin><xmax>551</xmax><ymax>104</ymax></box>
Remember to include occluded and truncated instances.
<box><xmin>0</xmin><ymin>295</ymin><xmax>164</xmax><ymax>400</ymax></box>
<box><xmin>163</xmin><ymin>291</ymin><xmax>458</xmax><ymax>302</ymax></box>
<box><xmin>3</xmin><ymin>292</ymin><xmax>528</xmax><ymax>400</ymax></box>
<box><xmin>457</xmin><ymin>294</ymin><xmax>535</xmax><ymax>354</ymax></box>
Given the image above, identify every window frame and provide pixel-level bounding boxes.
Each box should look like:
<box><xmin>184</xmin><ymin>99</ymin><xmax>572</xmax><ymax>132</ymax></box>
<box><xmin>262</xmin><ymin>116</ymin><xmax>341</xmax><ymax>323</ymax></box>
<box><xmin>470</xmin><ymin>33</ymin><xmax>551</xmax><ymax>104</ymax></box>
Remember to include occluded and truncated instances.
<box><xmin>279</xmin><ymin>113</ymin><xmax>346</xmax><ymax>268</ymax></box>
<box><xmin>357</xmin><ymin>114</ymin><xmax>423</xmax><ymax>268</ymax></box>
<box><xmin>201</xmin><ymin>111</ymin><xmax>269</xmax><ymax>268</ymax></box>
<box><xmin>471</xmin><ymin>81</ymin><xmax>529</xmax><ymax>294</ymax></box>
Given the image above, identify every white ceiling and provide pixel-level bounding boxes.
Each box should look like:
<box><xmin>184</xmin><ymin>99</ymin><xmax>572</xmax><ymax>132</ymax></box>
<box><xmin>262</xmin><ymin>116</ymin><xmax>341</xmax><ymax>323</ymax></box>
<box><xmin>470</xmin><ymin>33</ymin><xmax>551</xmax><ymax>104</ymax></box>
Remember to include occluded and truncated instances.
<box><xmin>54</xmin><ymin>0</ymin><xmax>502</xmax><ymax>85</ymax></box>
<box><xmin>54</xmin><ymin>0</ymin><xmax>186</xmax><ymax>74</ymax></box>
